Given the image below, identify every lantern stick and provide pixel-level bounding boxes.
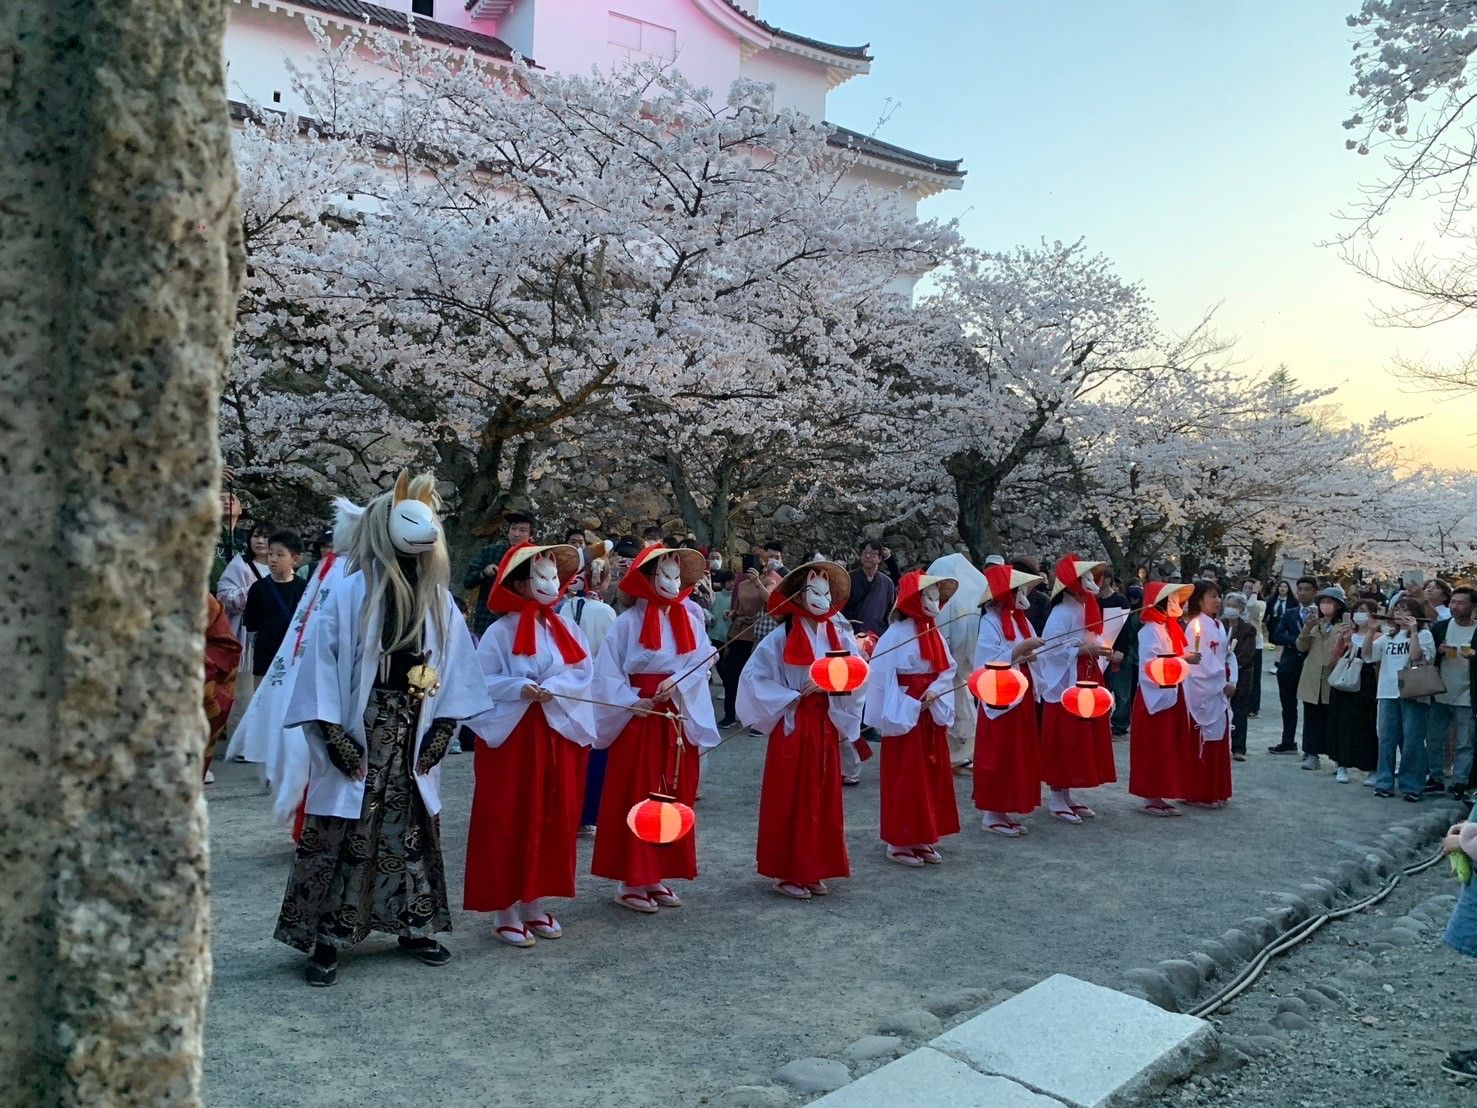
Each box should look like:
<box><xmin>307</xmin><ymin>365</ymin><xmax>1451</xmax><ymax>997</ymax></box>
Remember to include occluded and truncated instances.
<box><xmin>547</xmin><ymin>690</ymin><xmax>680</xmax><ymax>721</ymax></box>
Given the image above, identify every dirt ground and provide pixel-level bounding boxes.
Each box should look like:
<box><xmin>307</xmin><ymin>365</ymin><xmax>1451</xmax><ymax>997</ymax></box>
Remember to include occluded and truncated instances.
<box><xmin>200</xmin><ymin>661</ymin><xmax>1467</xmax><ymax>1107</ymax></box>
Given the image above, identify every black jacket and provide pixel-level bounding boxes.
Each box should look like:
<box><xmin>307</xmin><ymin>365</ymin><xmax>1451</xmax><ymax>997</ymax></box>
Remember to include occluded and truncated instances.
<box><xmin>1271</xmin><ymin>604</ymin><xmax>1309</xmax><ymax>676</ymax></box>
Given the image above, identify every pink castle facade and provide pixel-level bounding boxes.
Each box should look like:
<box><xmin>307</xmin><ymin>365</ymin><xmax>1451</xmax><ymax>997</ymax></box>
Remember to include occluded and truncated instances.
<box><xmin>224</xmin><ymin>0</ymin><xmax>965</xmax><ymax>219</ymax></box>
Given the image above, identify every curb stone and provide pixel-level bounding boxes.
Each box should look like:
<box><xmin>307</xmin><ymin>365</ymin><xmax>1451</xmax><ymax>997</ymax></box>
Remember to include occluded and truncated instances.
<box><xmin>875</xmin><ymin>1007</ymin><xmax>940</xmax><ymax>1039</ymax></box>
<box><xmin>773</xmin><ymin>1058</ymin><xmax>849</xmax><ymax>1095</ymax></box>
<box><xmin>840</xmin><ymin>1036</ymin><xmax>902</xmax><ymax>1064</ymax></box>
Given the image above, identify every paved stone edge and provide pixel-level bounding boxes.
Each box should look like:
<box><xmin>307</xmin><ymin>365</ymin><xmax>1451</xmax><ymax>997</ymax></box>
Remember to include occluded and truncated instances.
<box><xmin>706</xmin><ymin>803</ymin><xmax>1463</xmax><ymax>1107</ymax></box>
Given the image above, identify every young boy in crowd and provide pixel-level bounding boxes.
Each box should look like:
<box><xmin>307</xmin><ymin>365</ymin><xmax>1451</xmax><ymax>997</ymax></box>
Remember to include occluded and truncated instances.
<box><xmin>242</xmin><ymin>531</ymin><xmax>308</xmax><ymax>681</ymax></box>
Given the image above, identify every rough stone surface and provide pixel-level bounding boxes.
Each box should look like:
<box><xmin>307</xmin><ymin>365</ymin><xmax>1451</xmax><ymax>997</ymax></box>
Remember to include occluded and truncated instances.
<box><xmin>810</xmin><ymin>1047</ymin><xmax>1061</xmax><ymax>1108</ymax></box>
<box><xmin>0</xmin><ymin>0</ymin><xmax>237</xmax><ymax>1103</ymax></box>
<box><xmin>933</xmin><ymin>974</ymin><xmax>1214</xmax><ymax>1107</ymax></box>
<box><xmin>921</xmin><ymin>987</ymin><xmax>995</xmax><ymax>1019</ymax></box>
<box><xmin>1270</xmin><ymin>1011</ymin><xmax>1310</xmax><ymax>1032</ymax></box>
<box><xmin>712</xmin><ymin>1086</ymin><xmax>792</xmax><ymax>1108</ymax></box>
<box><xmin>999</xmin><ymin>974</ymin><xmax>1041</xmax><ymax>995</ymax></box>
<box><xmin>773</xmin><ymin>1058</ymin><xmax>850</xmax><ymax>1095</ymax></box>
<box><xmin>1122</xmin><ymin>968</ymin><xmax>1180</xmax><ymax>1012</ymax></box>
<box><xmin>1158</xmin><ymin>958</ymin><xmax>1205</xmax><ymax>1005</ymax></box>
<box><xmin>1219</xmin><ymin>928</ymin><xmax>1260</xmax><ymax>962</ymax></box>
<box><xmin>1238</xmin><ymin>915</ymin><xmax>1279</xmax><ymax>945</ymax></box>
<box><xmin>841</xmin><ymin>1036</ymin><xmax>904</xmax><ymax>1063</ymax></box>
<box><xmin>876</xmin><ymin>1007</ymin><xmax>942</xmax><ymax>1039</ymax></box>
<box><xmin>1197</xmin><ymin>939</ymin><xmax>1240</xmax><ymax>976</ymax></box>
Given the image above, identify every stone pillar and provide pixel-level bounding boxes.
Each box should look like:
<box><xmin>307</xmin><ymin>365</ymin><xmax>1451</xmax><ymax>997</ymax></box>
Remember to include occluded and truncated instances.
<box><xmin>0</xmin><ymin>0</ymin><xmax>240</xmax><ymax>1103</ymax></box>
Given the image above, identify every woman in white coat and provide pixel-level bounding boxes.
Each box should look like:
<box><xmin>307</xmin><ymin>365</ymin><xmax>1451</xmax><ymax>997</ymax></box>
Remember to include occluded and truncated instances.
<box><xmin>865</xmin><ymin>570</ymin><xmax>960</xmax><ymax>866</ymax></box>
<box><xmin>275</xmin><ymin>473</ymin><xmax>491</xmax><ymax>987</ymax></box>
<box><xmin>464</xmin><ymin>543</ymin><xmax>595</xmax><ymax>947</ymax></box>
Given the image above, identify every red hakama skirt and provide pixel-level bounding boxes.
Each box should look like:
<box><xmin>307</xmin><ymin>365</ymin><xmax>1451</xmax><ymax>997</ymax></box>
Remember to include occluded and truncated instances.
<box><xmin>973</xmin><ymin>689</ymin><xmax>1041</xmax><ymax>815</ymax></box>
<box><xmin>591</xmin><ymin>673</ymin><xmax>700</xmax><ymax>886</ymax></box>
<box><xmin>1180</xmin><ymin>717</ymin><xmax>1233</xmax><ymax>804</ymax></box>
<box><xmin>757</xmin><ymin>691</ymin><xmax>850</xmax><ymax>884</ymax></box>
<box><xmin>1129</xmin><ymin>692</ymin><xmax>1190</xmax><ymax>799</ymax></box>
<box><xmin>463</xmin><ymin>703</ymin><xmax>584</xmax><ymax>911</ymax></box>
<box><xmin>880</xmin><ymin>672</ymin><xmax>961</xmax><ymax>847</ymax></box>
<box><xmin>1040</xmin><ymin>658</ymin><xmax>1117</xmax><ymax>788</ymax></box>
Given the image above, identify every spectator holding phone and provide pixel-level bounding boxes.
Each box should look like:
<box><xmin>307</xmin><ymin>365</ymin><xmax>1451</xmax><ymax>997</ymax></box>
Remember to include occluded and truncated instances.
<box><xmin>1430</xmin><ymin>585</ymin><xmax>1476</xmax><ymax>801</ymax></box>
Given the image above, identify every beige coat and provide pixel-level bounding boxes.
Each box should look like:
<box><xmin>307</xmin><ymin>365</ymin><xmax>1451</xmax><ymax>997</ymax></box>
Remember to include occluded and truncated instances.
<box><xmin>1296</xmin><ymin>618</ymin><xmax>1340</xmax><ymax>705</ymax></box>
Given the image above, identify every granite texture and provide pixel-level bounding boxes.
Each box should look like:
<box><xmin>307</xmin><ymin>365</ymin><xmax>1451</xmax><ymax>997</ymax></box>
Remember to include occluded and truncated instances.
<box><xmin>0</xmin><ymin>0</ymin><xmax>238</xmax><ymax>1102</ymax></box>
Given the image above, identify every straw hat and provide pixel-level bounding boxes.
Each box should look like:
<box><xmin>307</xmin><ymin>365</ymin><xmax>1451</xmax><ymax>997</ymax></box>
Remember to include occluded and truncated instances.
<box><xmin>768</xmin><ymin>560</ymin><xmax>851</xmax><ymax>617</ymax></box>
<box><xmin>1049</xmin><ymin>555</ymin><xmax>1106</xmax><ymax>599</ymax></box>
<box><xmin>626</xmin><ymin>544</ymin><xmax>706</xmax><ymax>590</ymax></box>
<box><xmin>1144</xmin><ymin>581</ymin><xmax>1194</xmax><ymax>610</ymax></box>
<box><xmin>496</xmin><ymin>542</ymin><xmax>580</xmax><ymax>587</ymax></box>
<box><xmin>980</xmin><ymin>565</ymin><xmax>1044</xmax><ymax>606</ymax></box>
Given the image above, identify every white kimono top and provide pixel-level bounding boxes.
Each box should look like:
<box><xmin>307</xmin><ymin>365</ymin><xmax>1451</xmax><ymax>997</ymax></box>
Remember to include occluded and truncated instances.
<box><xmin>1184</xmin><ymin>613</ymin><xmax>1237</xmax><ymax>741</ymax></box>
<box><xmin>972</xmin><ymin>607</ymin><xmax>1041</xmax><ymax>721</ymax></box>
<box><xmin>1137</xmin><ymin>621</ymin><xmax>1184</xmax><ymax>715</ymax></box>
<box><xmin>225</xmin><ymin>552</ymin><xmax>345</xmax><ymax>822</ymax></box>
<box><xmin>737</xmin><ymin>615</ymin><xmax>864</xmax><ymax>742</ymax></box>
<box><xmin>469</xmin><ymin>612</ymin><xmax>596</xmax><ymax>749</ymax></box>
<box><xmin>1036</xmin><ymin>595</ymin><xmax>1107</xmax><ymax>705</ymax></box>
<box><xmin>590</xmin><ymin>599</ymin><xmax>719</xmax><ymax>750</ymax></box>
<box><xmin>864</xmin><ymin>618</ymin><xmax>957</xmax><ymax>737</ymax></box>
<box><xmin>284</xmin><ymin>568</ymin><xmax>492</xmax><ymax>819</ymax></box>
<box><xmin>558</xmin><ymin>594</ymin><xmax>618</xmax><ymax>657</ymax></box>
<box><xmin>216</xmin><ymin>554</ymin><xmax>269</xmax><ymax>639</ymax></box>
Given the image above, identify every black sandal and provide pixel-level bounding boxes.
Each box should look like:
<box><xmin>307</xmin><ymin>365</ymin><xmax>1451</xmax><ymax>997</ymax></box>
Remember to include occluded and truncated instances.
<box><xmin>398</xmin><ymin>936</ymin><xmax>451</xmax><ymax>966</ymax></box>
<box><xmin>306</xmin><ymin>943</ymin><xmax>338</xmax><ymax>987</ymax></box>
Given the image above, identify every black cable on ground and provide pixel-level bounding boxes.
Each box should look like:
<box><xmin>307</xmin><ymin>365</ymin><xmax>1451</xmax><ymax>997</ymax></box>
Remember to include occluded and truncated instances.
<box><xmin>1189</xmin><ymin>847</ymin><xmax>1447</xmax><ymax>1019</ymax></box>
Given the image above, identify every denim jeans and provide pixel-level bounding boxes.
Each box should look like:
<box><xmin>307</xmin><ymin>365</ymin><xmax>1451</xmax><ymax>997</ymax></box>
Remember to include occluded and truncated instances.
<box><xmin>1373</xmin><ymin>698</ymin><xmax>1429</xmax><ymax>795</ymax></box>
<box><xmin>1425</xmin><ymin>701</ymin><xmax>1475</xmax><ymax>786</ymax></box>
<box><xmin>1445</xmin><ymin>877</ymin><xmax>1477</xmax><ymax>959</ymax></box>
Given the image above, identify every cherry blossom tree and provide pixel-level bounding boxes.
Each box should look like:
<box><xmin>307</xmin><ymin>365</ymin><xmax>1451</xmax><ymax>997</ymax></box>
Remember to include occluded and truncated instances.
<box><xmin>227</xmin><ymin>22</ymin><xmax>954</xmax><ymax>555</ymax></box>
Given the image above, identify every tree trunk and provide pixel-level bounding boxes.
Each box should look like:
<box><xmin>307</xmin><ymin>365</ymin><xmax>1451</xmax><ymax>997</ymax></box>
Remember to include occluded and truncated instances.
<box><xmin>1248</xmin><ymin>539</ymin><xmax>1280</xmax><ymax>583</ymax></box>
<box><xmin>1</xmin><ymin>0</ymin><xmax>239</xmax><ymax>1101</ymax></box>
<box><xmin>947</xmin><ymin>450</ymin><xmax>1002</xmax><ymax>564</ymax></box>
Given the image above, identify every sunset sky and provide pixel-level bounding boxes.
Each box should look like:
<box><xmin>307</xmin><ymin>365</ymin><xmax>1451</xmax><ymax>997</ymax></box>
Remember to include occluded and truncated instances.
<box><xmin>765</xmin><ymin>0</ymin><xmax>1477</xmax><ymax>469</ymax></box>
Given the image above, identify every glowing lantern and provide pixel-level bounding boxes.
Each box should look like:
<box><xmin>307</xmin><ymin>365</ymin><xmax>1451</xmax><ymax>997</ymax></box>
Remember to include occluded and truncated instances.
<box><xmin>1145</xmin><ymin>653</ymin><xmax>1190</xmax><ymax>689</ymax></box>
<box><xmin>1060</xmin><ymin>680</ymin><xmax>1114</xmax><ymax>720</ymax></box>
<box><xmin>969</xmin><ymin>661</ymin><xmax>1029</xmax><ymax>710</ymax></box>
<box><xmin>626</xmin><ymin>792</ymin><xmax>695</xmax><ymax>845</ymax></box>
<box><xmin>809</xmin><ymin>649</ymin><xmax>869</xmax><ymax>696</ymax></box>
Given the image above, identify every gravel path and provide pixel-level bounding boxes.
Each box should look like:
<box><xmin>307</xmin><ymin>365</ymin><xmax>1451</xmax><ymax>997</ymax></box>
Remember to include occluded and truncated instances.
<box><xmin>200</xmin><ymin>662</ymin><xmax>1465</xmax><ymax>1106</ymax></box>
<box><xmin>1155</xmin><ymin>855</ymin><xmax>1475</xmax><ymax>1108</ymax></box>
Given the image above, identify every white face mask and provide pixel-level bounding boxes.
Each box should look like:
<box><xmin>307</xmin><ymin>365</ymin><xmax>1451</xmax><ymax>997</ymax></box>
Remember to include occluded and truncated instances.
<box><xmin>529</xmin><ymin>553</ymin><xmax>562</xmax><ymax>607</ymax></box>
<box><xmin>1166</xmin><ymin>597</ymin><xmax>1184</xmax><ymax>619</ymax></box>
<box><xmin>802</xmin><ymin>571</ymin><xmax>833</xmax><ymax>617</ymax></box>
<box><xmin>1079</xmin><ymin>572</ymin><xmax>1100</xmax><ymax>596</ymax></box>
<box><xmin>920</xmin><ymin>584</ymin><xmax>941</xmax><ymax>618</ymax></box>
<box><xmin>654</xmin><ymin>555</ymin><xmax>683</xmax><ymax>600</ymax></box>
<box><xmin>709</xmin><ymin>556</ymin><xmax>722</xmax><ymax>570</ymax></box>
<box><xmin>1015</xmin><ymin>586</ymin><xmax>1030</xmax><ymax>609</ymax></box>
<box><xmin>1353</xmin><ymin>612</ymin><xmax>1370</xmax><ymax>627</ymax></box>
<box><xmin>1224</xmin><ymin>609</ymin><xmax>1242</xmax><ymax>621</ymax></box>
<box><xmin>389</xmin><ymin>497</ymin><xmax>438</xmax><ymax>555</ymax></box>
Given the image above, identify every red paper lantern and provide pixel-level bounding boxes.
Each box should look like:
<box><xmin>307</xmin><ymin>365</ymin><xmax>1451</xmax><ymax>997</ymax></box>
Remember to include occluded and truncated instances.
<box><xmin>809</xmin><ymin>650</ymin><xmax>869</xmax><ymax>696</ymax></box>
<box><xmin>1060</xmin><ymin>680</ymin><xmax>1114</xmax><ymax>720</ymax></box>
<box><xmin>1145</xmin><ymin>653</ymin><xmax>1189</xmax><ymax>689</ymax></box>
<box><xmin>626</xmin><ymin>792</ymin><xmax>695</xmax><ymax>845</ymax></box>
<box><xmin>968</xmin><ymin>661</ymin><xmax>1029</xmax><ymax>709</ymax></box>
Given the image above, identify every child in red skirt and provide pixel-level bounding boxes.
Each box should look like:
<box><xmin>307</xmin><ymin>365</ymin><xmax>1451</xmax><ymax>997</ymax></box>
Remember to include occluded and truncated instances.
<box><xmin>464</xmin><ymin>543</ymin><xmax>595</xmax><ymax>947</ymax></box>
<box><xmin>971</xmin><ymin>564</ymin><xmax>1047</xmax><ymax>837</ymax></box>
<box><xmin>738</xmin><ymin>561</ymin><xmax>863</xmax><ymax>900</ymax></box>
<box><xmin>864</xmin><ymin>570</ymin><xmax>961</xmax><ymax>866</ymax></box>
<box><xmin>1130</xmin><ymin>581</ymin><xmax>1198</xmax><ymax>816</ymax></box>
<box><xmin>1180</xmin><ymin>580</ymin><xmax>1236</xmax><ymax>807</ymax></box>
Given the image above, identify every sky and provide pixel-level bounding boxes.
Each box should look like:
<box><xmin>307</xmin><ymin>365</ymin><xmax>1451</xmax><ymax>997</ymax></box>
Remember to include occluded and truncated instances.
<box><xmin>764</xmin><ymin>0</ymin><xmax>1477</xmax><ymax>470</ymax></box>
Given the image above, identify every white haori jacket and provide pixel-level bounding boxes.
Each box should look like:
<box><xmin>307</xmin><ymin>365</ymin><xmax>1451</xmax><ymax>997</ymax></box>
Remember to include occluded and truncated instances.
<box><xmin>590</xmin><ymin>599</ymin><xmax>720</xmax><ymax>750</ymax></box>
<box><xmin>1184</xmin><ymin>613</ymin><xmax>1237</xmax><ymax>742</ymax></box>
<box><xmin>1036</xmin><ymin>595</ymin><xmax>1107</xmax><ymax>705</ymax></box>
<box><xmin>973</xmin><ymin>608</ymin><xmax>1041</xmax><ymax>722</ymax></box>
<box><xmin>468</xmin><ymin>614</ymin><xmax>596</xmax><ymax>749</ymax></box>
<box><xmin>737</xmin><ymin>615</ymin><xmax>864</xmax><ymax>742</ymax></box>
<box><xmin>284</xmin><ymin>568</ymin><xmax>491</xmax><ymax>819</ymax></box>
<box><xmin>863</xmin><ymin>619</ymin><xmax>956</xmax><ymax>737</ymax></box>
<box><xmin>225</xmin><ymin>552</ymin><xmax>346</xmax><ymax>822</ymax></box>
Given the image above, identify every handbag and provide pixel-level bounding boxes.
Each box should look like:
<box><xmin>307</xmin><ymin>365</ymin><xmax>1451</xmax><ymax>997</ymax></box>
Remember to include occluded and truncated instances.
<box><xmin>1398</xmin><ymin>660</ymin><xmax>1446</xmax><ymax>700</ymax></box>
<box><xmin>1328</xmin><ymin>651</ymin><xmax>1363</xmax><ymax>693</ymax></box>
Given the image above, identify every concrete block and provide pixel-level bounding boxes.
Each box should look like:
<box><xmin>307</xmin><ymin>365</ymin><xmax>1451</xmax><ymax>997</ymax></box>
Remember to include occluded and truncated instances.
<box><xmin>810</xmin><ymin>1047</ymin><xmax>1060</xmax><ymax>1108</ymax></box>
<box><xmin>930</xmin><ymin>974</ymin><xmax>1214</xmax><ymax>1108</ymax></box>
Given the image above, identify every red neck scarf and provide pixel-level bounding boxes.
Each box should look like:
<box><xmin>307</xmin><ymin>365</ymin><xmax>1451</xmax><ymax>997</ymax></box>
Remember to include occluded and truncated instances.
<box><xmin>618</xmin><ymin>548</ymin><xmax>697</xmax><ymax>656</ymax></box>
<box><xmin>1053</xmin><ymin>553</ymin><xmax>1103</xmax><ymax>633</ymax></box>
<box><xmin>983</xmin><ymin>565</ymin><xmax>1032</xmax><ymax>642</ymax></box>
<box><xmin>782</xmin><ymin>610</ymin><xmax>844</xmax><ymax>666</ymax></box>
<box><xmin>1142</xmin><ymin>605</ymin><xmax>1187</xmax><ymax>654</ymax></box>
<box><xmin>486</xmin><ymin>543</ymin><xmax>588</xmax><ymax>663</ymax></box>
<box><xmin>896</xmin><ymin>570</ymin><xmax>949</xmax><ymax>672</ymax></box>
